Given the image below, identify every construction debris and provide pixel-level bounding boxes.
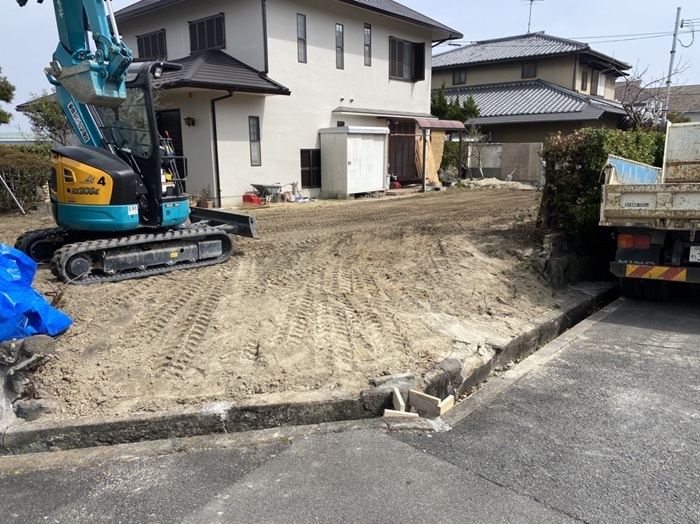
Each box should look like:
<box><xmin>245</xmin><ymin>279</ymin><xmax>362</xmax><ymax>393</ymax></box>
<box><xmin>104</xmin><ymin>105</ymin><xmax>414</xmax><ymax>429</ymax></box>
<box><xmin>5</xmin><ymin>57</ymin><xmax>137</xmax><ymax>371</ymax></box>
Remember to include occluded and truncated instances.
<box><xmin>392</xmin><ymin>387</ymin><xmax>406</xmax><ymax>412</ymax></box>
<box><xmin>382</xmin><ymin>409</ymin><xmax>419</xmax><ymax>419</ymax></box>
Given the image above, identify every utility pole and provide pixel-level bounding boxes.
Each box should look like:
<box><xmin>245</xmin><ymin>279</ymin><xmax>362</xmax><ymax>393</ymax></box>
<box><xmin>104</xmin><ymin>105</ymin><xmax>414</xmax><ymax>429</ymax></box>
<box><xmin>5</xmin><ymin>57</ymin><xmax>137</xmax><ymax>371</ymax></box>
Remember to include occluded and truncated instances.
<box><xmin>663</xmin><ymin>7</ymin><xmax>682</xmax><ymax>124</ymax></box>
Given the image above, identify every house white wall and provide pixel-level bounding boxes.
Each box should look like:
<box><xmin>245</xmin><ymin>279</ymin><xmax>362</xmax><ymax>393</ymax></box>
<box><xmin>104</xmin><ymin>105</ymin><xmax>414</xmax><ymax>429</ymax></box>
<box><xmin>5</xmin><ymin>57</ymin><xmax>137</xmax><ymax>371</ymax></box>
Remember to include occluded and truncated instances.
<box><xmin>119</xmin><ymin>0</ymin><xmax>438</xmax><ymax>203</ymax></box>
<box><xmin>119</xmin><ymin>0</ymin><xmax>265</xmax><ymax>69</ymax></box>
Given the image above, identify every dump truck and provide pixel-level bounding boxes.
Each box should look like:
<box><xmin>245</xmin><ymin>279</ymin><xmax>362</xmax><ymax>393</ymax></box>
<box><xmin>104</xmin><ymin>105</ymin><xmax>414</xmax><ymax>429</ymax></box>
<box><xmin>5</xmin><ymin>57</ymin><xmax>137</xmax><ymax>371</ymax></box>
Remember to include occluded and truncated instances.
<box><xmin>600</xmin><ymin>121</ymin><xmax>700</xmax><ymax>300</ymax></box>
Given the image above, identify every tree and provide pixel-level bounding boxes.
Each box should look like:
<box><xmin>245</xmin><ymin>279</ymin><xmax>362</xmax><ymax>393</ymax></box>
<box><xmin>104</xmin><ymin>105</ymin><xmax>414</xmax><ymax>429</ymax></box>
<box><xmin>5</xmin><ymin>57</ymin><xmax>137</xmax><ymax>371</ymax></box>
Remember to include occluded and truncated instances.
<box><xmin>431</xmin><ymin>83</ymin><xmax>484</xmax><ymax>180</ymax></box>
<box><xmin>23</xmin><ymin>89</ymin><xmax>73</xmax><ymax>145</ymax></box>
<box><xmin>0</xmin><ymin>67</ymin><xmax>16</xmax><ymax>126</ymax></box>
<box><xmin>613</xmin><ymin>62</ymin><xmax>694</xmax><ymax>130</ymax></box>
<box><xmin>431</xmin><ymin>82</ymin><xmax>480</xmax><ymax>122</ymax></box>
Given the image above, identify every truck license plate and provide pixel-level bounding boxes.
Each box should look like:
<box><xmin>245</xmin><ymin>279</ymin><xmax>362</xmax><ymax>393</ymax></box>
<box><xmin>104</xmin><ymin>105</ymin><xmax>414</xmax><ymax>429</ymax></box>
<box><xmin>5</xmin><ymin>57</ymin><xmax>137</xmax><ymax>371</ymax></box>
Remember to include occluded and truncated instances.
<box><xmin>690</xmin><ymin>246</ymin><xmax>700</xmax><ymax>262</ymax></box>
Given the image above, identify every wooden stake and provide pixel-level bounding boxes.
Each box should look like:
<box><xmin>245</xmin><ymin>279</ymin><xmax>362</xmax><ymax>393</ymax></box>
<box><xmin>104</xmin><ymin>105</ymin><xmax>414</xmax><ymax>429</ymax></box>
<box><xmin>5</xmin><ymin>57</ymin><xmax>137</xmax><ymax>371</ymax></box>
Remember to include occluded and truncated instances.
<box><xmin>392</xmin><ymin>387</ymin><xmax>406</xmax><ymax>412</ymax></box>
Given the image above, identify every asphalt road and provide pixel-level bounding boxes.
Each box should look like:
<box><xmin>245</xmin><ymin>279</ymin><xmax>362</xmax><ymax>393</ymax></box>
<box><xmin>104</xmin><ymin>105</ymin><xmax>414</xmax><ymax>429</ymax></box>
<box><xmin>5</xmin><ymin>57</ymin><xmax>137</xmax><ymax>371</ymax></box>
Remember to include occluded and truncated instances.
<box><xmin>2</xmin><ymin>295</ymin><xmax>700</xmax><ymax>523</ymax></box>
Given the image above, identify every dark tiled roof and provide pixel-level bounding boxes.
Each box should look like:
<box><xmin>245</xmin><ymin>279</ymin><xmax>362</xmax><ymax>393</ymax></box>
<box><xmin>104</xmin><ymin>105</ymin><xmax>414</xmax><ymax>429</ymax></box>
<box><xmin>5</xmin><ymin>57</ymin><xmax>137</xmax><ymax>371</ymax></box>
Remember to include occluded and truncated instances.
<box><xmin>433</xmin><ymin>32</ymin><xmax>629</xmax><ymax>71</ymax></box>
<box><xmin>335</xmin><ymin>0</ymin><xmax>461</xmax><ymax>40</ymax></box>
<box><xmin>443</xmin><ymin>80</ymin><xmax>626</xmax><ymax>125</ymax></box>
<box><xmin>160</xmin><ymin>50</ymin><xmax>290</xmax><ymax>94</ymax></box>
<box><xmin>115</xmin><ymin>0</ymin><xmax>462</xmax><ymax>40</ymax></box>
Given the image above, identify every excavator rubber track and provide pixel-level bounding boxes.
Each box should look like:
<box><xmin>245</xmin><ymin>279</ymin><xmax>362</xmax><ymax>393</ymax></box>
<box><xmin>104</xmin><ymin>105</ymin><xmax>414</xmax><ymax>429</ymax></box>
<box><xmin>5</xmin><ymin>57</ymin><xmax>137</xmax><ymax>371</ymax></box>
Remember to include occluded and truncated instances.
<box><xmin>50</xmin><ymin>227</ymin><xmax>234</xmax><ymax>285</ymax></box>
<box><xmin>15</xmin><ymin>227</ymin><xmax>76</xmax><ymax>263</ymax></box>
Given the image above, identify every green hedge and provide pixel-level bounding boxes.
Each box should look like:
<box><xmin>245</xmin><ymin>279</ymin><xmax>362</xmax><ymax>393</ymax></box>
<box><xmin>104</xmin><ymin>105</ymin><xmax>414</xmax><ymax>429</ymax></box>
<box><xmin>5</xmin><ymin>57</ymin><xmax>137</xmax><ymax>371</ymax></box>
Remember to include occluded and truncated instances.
<box><xmin>539</xmin><ymin>128</ymin><xmax>665</xmax><ymax>234</ymax></box>
<box><xmin>0</xmin><ymin>144</ymin><xmax>52</xmax><ymax>212</ymax></box>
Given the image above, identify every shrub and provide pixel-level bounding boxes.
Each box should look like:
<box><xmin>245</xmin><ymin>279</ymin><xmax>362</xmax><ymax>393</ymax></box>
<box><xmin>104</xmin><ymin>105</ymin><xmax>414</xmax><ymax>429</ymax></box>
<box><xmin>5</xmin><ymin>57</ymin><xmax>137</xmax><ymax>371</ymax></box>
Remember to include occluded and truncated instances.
<box><xmin>0</xmin><ymin>144</ymin><xmax>52</xmax><ymax>212</ymax></box>
<box><xmin>539</xmin><ymin>128</ymin><xmax>665</xmax><ymax>234</ymax></box>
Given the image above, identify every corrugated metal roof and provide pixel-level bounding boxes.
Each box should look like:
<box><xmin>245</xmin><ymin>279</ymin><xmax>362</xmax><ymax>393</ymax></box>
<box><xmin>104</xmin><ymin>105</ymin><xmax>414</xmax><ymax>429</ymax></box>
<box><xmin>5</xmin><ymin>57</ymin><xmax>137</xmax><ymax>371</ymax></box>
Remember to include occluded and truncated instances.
<box><xmin>433</xmin><ymin>32</ymin><xmax>628</xmax><ymax>69</ymax></box>
<box><xmin>443</xmin><ymin>80</ymin><xmax>626</xmax><ymax>125</ymax></box>
<box><xmin>161</xmin><ymin>50</ymin><xmax>290</xmax><ymax>95</ymax></box>
<box><xmin>332</xmin><ymin>107</ymin><xmax>434</xmax><ymax>119</ymax></box>
<box><xmin>115</xmin><ymin>0</ymin><xmax>462</xmax><ymax>40</ymax></box>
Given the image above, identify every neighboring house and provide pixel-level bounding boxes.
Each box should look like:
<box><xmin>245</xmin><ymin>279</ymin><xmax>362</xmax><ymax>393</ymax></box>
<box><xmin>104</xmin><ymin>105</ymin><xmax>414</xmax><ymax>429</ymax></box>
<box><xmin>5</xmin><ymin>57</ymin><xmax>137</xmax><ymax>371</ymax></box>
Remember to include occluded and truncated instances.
<box><xmin>432</xmin><ymin>32</ymin><xmax>632</xmax><ymax>143</ymax></box>
<box><xmin>615</xmin><ymin>80</ymin><xmax>700</xmax><ymax>123</ymax></box>
<box><xmin>114</xmin><ymin>0</ymin><xmax>462</xmax><ymax>204</ymax></box>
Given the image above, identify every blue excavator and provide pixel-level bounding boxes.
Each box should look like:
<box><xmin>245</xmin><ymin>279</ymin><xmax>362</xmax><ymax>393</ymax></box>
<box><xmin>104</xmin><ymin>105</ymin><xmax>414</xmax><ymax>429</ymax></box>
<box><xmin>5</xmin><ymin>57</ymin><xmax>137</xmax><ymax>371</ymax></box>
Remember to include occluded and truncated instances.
<box><xmin>13</xmin><ymin>0</ymin><xmax>257</xmax><ymax>284</ymax></box>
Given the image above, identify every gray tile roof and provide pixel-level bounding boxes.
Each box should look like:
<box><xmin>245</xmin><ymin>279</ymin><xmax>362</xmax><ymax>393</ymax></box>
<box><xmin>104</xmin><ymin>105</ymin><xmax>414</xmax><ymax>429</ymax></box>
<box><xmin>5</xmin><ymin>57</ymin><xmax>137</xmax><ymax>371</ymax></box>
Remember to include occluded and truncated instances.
<box><xmin>160</xmin><ymin>50</ymin><xmax>290</xmax><ymax>95</ymax></box>
<box><xmin>443</xmin><ymin>80</ymin><xmax>626</xmax><ymax>125</ymax></box>
<box><xmin>115</xmin><ymin>0</ymin><xmax>462</xmax><ymax>40</ymax></box>
<box><xmin>433</xmin><ymin>32</ymin><xmax>629</xmax><ymax>70</ymax></box>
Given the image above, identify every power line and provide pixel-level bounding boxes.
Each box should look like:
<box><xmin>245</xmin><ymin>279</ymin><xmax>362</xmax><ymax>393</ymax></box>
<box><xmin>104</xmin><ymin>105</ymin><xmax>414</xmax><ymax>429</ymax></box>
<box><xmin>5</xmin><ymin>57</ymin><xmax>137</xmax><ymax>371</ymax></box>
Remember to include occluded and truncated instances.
<box><xmin>435</xmin><ymin>30</ymin><xmax>694</xmax><ymax>48</ymax></box>
<box><xmin>572</xmin><ymin>31</ymin><xmax>678</xmax><ymax>39</ymax></box>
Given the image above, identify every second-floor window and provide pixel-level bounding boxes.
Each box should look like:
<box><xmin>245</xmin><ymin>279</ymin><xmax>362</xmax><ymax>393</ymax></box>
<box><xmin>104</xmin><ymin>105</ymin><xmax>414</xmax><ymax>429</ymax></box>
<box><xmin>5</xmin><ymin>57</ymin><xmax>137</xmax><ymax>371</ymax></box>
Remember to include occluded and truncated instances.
<box><xmin>189</xmin><ymin>13</ymin><xmax>225</xmax><ymax>53</ymax></box>
<box><xmin>336</xmin><ymin>24</ymin><xmax>344</xmax><ymax>69</ymax></box>
<box><xmin>597</xmin><ymin>73</ymin><xmax>607</xmax><ymax>96</ymax></box>
<box><xmin>364</xmin><ymin>24</ymin><xmax>372</xmax><ymax>66</ymax></box>
<box><xmin>453</xmin><ymin>69</ymin><xmax>467</xmax><ymax>85</ymax></box>
<box><xmin>521</xmin><ymin>61</ymin><xmax>537</xmax><ymax>79</ymax></box>
<box><xmin>581</xmin><ymin>70</ymin><xmax>589</xmax><ymax>91</ymax></box>
<box><xmin>137</xmin><ymin>29</ymin><xmax>167</xmax><ymax>60</ymax></box>
<box><xmin>297</xmin><ymin>14</ymin><xmax>307</xmax><ymax>63</ymax></box>
<box><xmin>249</xmin><ymin>116</ymin><xmax>261</xmax><ymax>167</ymax></box>
<box><xmin>389</xmin><ymin>37</ymin><xmax>425</xmax><ymax>82</ymax></box>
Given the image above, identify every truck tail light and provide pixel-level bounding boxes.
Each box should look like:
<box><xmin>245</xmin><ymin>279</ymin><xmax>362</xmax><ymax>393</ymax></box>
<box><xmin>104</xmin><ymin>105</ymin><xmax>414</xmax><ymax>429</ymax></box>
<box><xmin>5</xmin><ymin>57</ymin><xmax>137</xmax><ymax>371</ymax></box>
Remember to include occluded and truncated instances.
<box><xmin>618</xmin><ymin>234</ymin><xmax>651</xmax><ymax>249</ymax></box>
<box><xmin>618</xmin><ymin>234</ymin><xmax>633</xmax><ymax>249</ymax></box>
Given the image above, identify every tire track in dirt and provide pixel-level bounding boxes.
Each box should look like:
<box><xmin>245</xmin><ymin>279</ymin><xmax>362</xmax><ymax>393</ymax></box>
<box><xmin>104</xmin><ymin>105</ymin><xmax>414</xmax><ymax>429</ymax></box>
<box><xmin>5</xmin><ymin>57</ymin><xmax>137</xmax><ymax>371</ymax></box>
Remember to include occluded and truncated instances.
<box><xmin>155</xmin><ymin>288</ymin><xmax>225</xmax><ymax>380</ymax></box>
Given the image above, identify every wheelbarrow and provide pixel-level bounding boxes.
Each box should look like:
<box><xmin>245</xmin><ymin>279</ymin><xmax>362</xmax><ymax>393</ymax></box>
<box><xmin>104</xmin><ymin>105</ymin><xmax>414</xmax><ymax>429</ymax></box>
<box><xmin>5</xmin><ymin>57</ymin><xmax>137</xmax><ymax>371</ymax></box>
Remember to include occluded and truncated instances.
<box><xmin>251</xmin><ymin>183</ymin><xmax>283</xmax><ymax>198</ymax></box>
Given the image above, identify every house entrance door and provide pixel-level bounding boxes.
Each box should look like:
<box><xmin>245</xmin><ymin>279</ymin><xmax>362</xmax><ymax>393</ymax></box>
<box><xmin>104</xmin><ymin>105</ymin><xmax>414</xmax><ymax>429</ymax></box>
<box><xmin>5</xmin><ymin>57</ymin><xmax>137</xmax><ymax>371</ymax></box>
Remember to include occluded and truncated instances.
<box><xmin>388</xmin><ymin>121</ymin><xmax>418</xmax><ymax>184</ymax></box>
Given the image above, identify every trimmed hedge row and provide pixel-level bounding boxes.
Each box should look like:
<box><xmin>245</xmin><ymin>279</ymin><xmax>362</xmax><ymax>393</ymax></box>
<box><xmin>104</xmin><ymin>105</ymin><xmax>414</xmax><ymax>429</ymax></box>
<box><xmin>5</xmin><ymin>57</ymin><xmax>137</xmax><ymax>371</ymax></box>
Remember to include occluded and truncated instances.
<box><xmin>539</xmin><ymin>128</ymin><xmax>665</xmax><ymax>234</ymax></box>
<box><xmin>0</xmin><ymin>144</ymin><xmax>52</xmax><ymax>212</ymax></box>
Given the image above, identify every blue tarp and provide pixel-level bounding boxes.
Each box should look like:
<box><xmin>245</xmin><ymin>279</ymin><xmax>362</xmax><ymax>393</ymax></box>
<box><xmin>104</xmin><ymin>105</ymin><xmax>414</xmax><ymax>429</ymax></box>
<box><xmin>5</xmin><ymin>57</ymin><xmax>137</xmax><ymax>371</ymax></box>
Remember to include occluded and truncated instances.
<box><xmin>0</xmin><ymin>243</ymin><xmax>72</xmax><ymax>342</ymax></box>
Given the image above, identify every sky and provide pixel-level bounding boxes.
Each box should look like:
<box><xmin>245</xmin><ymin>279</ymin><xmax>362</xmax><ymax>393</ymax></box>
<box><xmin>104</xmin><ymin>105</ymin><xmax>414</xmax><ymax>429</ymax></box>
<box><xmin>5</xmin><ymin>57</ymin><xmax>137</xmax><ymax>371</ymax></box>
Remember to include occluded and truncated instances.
<box><xmin>0</xmin><ymin>0</ymin><xmax>698</xmax><ymax>133</ymax></box>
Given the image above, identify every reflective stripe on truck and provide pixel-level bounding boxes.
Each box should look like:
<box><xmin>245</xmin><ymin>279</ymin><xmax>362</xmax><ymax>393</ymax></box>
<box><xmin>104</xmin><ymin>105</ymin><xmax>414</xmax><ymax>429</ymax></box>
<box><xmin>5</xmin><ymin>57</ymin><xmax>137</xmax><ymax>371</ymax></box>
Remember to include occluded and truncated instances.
<box><xmin>610</xmin><ymin>262</ymin><xmax>700</xmax><ymax>282</ymax></box>
<box><xmin>626</xmin><ymin>265</ymin><xmax>686</xmax><ymax>281</ymax></box>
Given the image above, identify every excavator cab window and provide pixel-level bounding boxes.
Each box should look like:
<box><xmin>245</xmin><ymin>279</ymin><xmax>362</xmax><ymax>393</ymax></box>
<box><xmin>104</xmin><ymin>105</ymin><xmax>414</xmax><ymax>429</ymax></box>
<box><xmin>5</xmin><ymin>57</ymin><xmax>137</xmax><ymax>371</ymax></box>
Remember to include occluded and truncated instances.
<box><xmin>95</xmin><ymin>87</ymin><xmax>153</xmax><ymax>159</ymax></box>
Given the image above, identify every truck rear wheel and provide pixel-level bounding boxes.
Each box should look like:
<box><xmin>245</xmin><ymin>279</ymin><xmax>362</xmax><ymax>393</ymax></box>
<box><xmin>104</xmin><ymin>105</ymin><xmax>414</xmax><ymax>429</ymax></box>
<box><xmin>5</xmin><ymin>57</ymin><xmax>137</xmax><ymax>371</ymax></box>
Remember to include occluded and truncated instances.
<box><xmin>641</xmin><ymin>280</ymin><xmax>671</xmax><ymax>302</ymax></box>
<box><xmin>620</xmin><ymin>278</ymin><xmax>670</xmax><ymax>301</ymax></box>
<box><xmin>619</xmin><ymin>278</ymin><xmax>642</xmax><ymax>299</ymax></box>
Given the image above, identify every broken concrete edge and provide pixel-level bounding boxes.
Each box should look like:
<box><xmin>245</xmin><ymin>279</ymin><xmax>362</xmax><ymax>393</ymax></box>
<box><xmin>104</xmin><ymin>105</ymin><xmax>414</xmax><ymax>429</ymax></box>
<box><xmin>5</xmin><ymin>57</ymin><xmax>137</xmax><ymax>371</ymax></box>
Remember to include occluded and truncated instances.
<box><xmin>0</xmin><ymin>282</ymin><xmax>618</xmax><ymax>455</ymax></box>
<box><xmin>417</xmin><ymin>282</ymin><xmax>619</xmax><ymax>406</ymax></box>
<box><xmin>441</xmin><ymin>296</ymin><xmax>626</xmax><ymax>429</ymax></box>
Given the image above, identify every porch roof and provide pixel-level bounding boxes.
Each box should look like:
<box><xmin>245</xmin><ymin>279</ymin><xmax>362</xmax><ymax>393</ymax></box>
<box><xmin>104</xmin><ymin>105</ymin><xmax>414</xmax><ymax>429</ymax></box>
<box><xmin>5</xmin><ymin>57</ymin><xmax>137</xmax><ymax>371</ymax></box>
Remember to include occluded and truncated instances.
<box><xmin>332</xmin><ymin>106</ymin><xmax>465</xmax><ymax>130</ymax></box>
<box><xmin>159</xmin><ymin>50</ymin><xmax>291</xmax><ymax>95</ymax></box>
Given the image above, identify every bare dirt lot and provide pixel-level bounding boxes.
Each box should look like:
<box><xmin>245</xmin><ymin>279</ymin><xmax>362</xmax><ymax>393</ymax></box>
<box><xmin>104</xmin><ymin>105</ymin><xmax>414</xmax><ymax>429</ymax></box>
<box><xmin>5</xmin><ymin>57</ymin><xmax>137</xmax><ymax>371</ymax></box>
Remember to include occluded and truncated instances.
<box><xmin>1</xmin><ymin>185</ymin><xmax>560</xmax><ymax>420</ymax></box>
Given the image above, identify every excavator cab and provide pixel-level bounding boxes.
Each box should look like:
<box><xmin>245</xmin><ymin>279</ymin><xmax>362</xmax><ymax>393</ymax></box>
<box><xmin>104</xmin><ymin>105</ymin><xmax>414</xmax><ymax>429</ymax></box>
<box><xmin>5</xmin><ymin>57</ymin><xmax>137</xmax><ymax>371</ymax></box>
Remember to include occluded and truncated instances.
<box><xmin>50</xmin><ymin>62</ymin><xmax>190</xmax><ymax>232</ymax></box>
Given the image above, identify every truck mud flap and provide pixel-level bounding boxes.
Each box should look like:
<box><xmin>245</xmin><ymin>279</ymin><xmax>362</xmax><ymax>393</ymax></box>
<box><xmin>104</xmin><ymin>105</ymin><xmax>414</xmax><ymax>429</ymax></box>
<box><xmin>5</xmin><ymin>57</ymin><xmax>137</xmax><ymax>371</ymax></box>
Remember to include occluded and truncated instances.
<box><xmin>189</xmin><ymin>207</ymin><xmax>258</xmax><ymax>238</ymax></box>
<box><xmin>610</xmin><ymin>262</ymin><xmax>700</xmax><ymax>284</ymax></box>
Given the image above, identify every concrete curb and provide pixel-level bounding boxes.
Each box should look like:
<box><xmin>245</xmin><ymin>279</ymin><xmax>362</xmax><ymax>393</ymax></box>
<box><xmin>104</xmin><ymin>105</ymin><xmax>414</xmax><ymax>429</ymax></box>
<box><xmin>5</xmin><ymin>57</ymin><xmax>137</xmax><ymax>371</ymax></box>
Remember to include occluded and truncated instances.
<box><xmin>0</xmin><ymin>282</ymin><xmax>618</xmax><ymax>455</ymax></box>
<box><xmin>441</xmin><ymin>296</ymin><xmax>625</xmax><ymax>428</ymax></box>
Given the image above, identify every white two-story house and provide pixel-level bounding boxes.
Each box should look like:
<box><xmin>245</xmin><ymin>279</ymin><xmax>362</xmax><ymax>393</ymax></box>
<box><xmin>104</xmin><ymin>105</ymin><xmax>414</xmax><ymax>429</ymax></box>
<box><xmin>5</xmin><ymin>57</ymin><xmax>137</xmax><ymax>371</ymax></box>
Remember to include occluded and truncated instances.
<box><xmin>114</xmin><ymin>0</ymin><xmax>462</xmax><ymax>204</ymax></box>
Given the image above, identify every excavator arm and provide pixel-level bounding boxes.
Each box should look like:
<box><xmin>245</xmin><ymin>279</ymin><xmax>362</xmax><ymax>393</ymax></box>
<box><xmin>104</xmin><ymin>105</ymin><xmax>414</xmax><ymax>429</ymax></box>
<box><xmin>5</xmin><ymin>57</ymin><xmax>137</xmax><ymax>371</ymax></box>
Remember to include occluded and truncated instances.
<box><xmin>19</xmin><ymin>0</ymin><xmax>132</xmax><ymax>107</ymax></box>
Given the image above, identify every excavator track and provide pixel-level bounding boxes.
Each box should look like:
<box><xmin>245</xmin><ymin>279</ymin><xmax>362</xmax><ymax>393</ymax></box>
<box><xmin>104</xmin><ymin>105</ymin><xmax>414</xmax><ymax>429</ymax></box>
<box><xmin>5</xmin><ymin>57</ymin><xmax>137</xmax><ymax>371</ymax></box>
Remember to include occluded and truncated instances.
<box><xmin>15</xmin><ymin>227</ymin><xmax>73</xmax><ymax>263</ymax></box>
<box><xmin>50</xmin><ymin>227</ymin><xmax>234</xmax><ymax>285</ymax></box>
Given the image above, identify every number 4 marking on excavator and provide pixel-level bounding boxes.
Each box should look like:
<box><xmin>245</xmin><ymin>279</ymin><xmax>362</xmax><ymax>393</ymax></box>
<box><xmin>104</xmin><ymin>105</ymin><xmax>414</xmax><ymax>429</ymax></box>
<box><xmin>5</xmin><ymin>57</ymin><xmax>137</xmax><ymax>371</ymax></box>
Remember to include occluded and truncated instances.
<box><xmin>97</xmin><ymin>176</ymin><xmax>106</xmax><ymax>186</ymax></box>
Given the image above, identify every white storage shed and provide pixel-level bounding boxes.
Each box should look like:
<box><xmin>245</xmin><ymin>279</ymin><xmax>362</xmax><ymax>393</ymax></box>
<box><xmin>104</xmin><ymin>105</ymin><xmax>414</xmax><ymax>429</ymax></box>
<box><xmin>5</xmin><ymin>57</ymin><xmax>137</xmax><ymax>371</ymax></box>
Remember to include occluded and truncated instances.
<box><xmin>318</xmin><ymin>126</ymin><xmax>389</xmax><ymax>199</ymax></box>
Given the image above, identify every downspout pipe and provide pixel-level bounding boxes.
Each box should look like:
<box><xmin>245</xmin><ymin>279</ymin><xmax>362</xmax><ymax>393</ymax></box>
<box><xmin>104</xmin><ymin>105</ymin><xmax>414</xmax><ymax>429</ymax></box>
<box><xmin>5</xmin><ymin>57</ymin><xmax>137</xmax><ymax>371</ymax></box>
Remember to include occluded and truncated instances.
<box><xmin>261</xmin><ymin>0</ymin><xmax>269</xmax><ymax>74</ymax></box>
<box><xmin>211</xmin><ymin>91</ymin><xmax>234</xmax><ymax>207</ymax></box>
